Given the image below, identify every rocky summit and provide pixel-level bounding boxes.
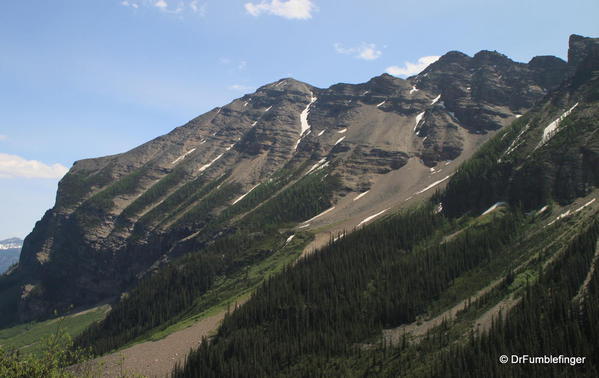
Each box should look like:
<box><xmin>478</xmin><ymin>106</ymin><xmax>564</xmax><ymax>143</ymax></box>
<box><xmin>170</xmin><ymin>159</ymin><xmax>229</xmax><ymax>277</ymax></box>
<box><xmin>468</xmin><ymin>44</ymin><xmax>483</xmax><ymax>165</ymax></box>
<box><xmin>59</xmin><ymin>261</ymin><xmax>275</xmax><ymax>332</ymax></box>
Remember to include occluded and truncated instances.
<box><xmin>3</xmin><ymin>35</ymin><xmax>595</xmax><ymax>325</ymax></box>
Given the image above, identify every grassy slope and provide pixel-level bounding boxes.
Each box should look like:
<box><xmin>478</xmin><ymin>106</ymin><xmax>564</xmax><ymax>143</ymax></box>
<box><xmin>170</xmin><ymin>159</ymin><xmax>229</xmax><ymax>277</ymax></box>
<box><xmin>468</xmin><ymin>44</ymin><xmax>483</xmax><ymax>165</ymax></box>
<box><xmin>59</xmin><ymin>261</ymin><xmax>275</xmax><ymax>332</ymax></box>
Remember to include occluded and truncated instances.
<box><xmin>0</xmin><ymin>305</ymin><xmax>110</xmax><ymax>356</ymax></box>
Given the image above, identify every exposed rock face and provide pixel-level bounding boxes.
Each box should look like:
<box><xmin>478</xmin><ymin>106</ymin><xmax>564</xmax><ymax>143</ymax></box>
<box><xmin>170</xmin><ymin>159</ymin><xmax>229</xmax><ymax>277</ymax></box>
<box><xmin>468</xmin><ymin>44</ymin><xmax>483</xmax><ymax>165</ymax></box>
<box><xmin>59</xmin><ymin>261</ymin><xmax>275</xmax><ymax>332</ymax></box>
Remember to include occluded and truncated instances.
<box><xmin>2</xmin><ymin>39</ymin><xmax>581</xmax><ymax>323</ymax></box>
<box><xmin>441</xmin><ymin>35</ymin><xmax>599</xmax><ymax>217</ymax></box>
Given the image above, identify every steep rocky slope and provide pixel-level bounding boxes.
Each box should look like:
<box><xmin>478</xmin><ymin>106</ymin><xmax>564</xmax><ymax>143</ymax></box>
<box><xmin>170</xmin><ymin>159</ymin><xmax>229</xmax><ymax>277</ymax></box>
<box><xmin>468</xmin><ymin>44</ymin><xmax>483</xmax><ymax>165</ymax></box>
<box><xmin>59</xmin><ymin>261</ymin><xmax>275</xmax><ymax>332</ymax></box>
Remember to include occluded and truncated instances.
<box><xmin>0</xmin><ymin>37</ymin><xmax>579</xmax><ymax>324</ymax></box>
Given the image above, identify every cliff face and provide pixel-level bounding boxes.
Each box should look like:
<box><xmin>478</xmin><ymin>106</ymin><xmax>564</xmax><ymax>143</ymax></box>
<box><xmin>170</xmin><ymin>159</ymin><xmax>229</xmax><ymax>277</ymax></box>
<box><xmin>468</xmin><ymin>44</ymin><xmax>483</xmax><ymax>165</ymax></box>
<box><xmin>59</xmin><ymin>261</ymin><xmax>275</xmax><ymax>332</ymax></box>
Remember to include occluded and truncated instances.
<box><xmin>1</xmin><ymin>39</ymin><xmax>578</xmax><ymax>324</ymax></box>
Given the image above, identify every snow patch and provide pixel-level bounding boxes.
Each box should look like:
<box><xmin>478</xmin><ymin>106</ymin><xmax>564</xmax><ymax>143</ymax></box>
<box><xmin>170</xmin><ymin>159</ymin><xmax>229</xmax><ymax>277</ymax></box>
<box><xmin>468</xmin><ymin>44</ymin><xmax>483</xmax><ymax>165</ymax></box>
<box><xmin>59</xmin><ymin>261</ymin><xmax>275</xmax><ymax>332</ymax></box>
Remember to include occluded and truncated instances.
<box><xmin>317</xmin><ymin>130</ymin><xmax>325</xmax><ymax>136</ymax></box>
<box><xmin>264</xmin><ymin>106</ymin><xmax>273</xmax><ymax>112</ymax></box>
<box><xmin>481</xmin><ymin>202</ymin><xmax>506</xmax><ymax>216</ymax></box>
<box><xmin>414</xmin><ymin>111</ymin><xmax>425</xmax><ymax>131</ymax></box>
<box><xmin>198</xmin><ymin>153</ymin><xmax>224</xmax><ymax>172</ymax></box>
<box><xmin>305</xmin><ymin>158</ymin><xmax>327</xmax><ymax>175</ymax></box>
<box><xmin>409</xmin><ymin>86</ymin><xmax>418</xmax><ymax>94</ymax></box>
<box><xmin>503</xmin><ymin>122</ymin><xmax>532</xmax><ymax>159</ymax></box>
<box><xmin>357</xmin><ymin>208</ymin><xmax>389</xmax><ymax>227</ymax></box>
<box><xmin>515</xmin><ymin>114</ymin><xmax>522</xmax><ymax>118</ymax></box>
<box><xmin>298</xmin><ymin>223</ymin><xmax>311</xmax><ymax>229</ymax></box>
<box><xmin>537</xmin><ymin>205</ymin><xmax>549</xmax><ymax>215</ymax></box>
<box><xmin>536</xmin><ymin>103</ymin><xmax>579</xmax><ymax>149</ymax></box>
<box><xmin>198</xmin><ymin>144</ymin><xmax>234</xmax><ymax>173</ymax></box>
<box><xmin>334</xmin><ymin>136</ymin><xmax>346</xmax><ymax>145</ymax></box>
<box><xmin>353</xmin><ymin>190</ymin><xmax>370</xmax><ymax>201</ymax></box>
<box><xmin>548</xmin><ymin>210</ymin><xmax>572</xmax><ymax>226</ymax></box>
<box><xmin>232</xmin><ymin>184</ymin><xmax>259</xmax><ymax>205</ymax></box>
<box><xmin>337</xmin><ymin>128</ymin><xmax>347</xmax><ymax>134</ymax></box>
<box><xmin>293</xmin><ymin>129</ymin><xmax>312</xmax><ymax>151</ymax></box>
<box><xmin>303</xmin><ymin>207</ymin><xmax>336</xmax><ymax>224</ymax></box>
<box><xmin>251</xmin><ymin>121</ymin><xmax>258</xmax><ymax>127</ymax></box>
<box><xmin>285</xmin><ymin>234</ymin><xmax>295</xmax><ymax>245</ymax></box>
<box><xmin>300</xmin><ymin>93</ymin><xmax>317</xmax><ymax>136</ymax></box>
<box><xmin>171</xmin><ymin>148</ymin><xmax>197</xmax><ymax>165</ymax></box>
<box><xmin>415</xmin><ymin>175</ymin><xmax>452</xmax><ymax>195</ymax></box>
<box><xmin>431</xmin><ymin>95</ymin><xmax>441</xmax><ymax>105</ymax></box>
<box><xmin>574</xmin><ymin>198</ymin><xmax>596</xmax><ymax>213</ymax></box>
<box><xmin>376</xmin><ymin>100</ymin><xmax>386</xmax><ymax>108</ymax></box>
<box><xmin>362</xmin><ymin>91</ymin><xmax>370</xmax><ymax>96</ymax></box>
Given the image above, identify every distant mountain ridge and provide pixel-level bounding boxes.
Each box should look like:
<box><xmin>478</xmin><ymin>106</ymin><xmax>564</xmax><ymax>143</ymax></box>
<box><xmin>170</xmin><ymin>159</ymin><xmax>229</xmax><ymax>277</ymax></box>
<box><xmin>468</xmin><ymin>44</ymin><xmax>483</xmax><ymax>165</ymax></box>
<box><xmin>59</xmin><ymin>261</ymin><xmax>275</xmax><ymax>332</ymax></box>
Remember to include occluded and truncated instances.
<box><xmin>0</xmin><ymin>35</ymin><xmax>593</xmax><ymax>326</ymax></box>
<box><xmin>0</xmin><ymin>238</ymin><xmax>22</xmax><ymax>275</ymax></box>
<box><xmin>0</xmin><ymin>238</ymin><xmax>23</xmax><ymax>250</ymax></box>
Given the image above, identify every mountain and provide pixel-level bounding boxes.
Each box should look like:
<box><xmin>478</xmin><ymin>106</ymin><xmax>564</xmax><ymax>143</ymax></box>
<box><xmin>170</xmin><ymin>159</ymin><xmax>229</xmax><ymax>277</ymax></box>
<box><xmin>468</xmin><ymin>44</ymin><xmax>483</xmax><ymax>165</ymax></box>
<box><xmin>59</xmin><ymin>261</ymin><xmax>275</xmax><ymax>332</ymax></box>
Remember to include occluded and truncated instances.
<box><xmin>170</xmin><ymin>35</ymin><xmax>599</xmax><ymax>377</ymax></box>
<box><xmin>0</xmin><ymin>238</ymin><xmax>23</xmax><ymax>250</ymax></box>
<box><xmin>0</xmin><ymin>36</ymin><xmax>579</xmax><ymax>329</ymax></box>
<box><xmin>0</xmin><ymin>238</ymin><xmax>22</xmax><ymax>275</ymax></box>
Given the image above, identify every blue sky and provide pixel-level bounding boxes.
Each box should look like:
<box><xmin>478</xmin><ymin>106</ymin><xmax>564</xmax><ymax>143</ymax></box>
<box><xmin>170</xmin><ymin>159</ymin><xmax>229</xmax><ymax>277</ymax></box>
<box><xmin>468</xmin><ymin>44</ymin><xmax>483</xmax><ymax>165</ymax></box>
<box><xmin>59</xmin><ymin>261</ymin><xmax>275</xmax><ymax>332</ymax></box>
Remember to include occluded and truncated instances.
<box><xmin>1</xmin><ymin>0</ymin><xmax>598</xmax><ymax>240</ymax></box>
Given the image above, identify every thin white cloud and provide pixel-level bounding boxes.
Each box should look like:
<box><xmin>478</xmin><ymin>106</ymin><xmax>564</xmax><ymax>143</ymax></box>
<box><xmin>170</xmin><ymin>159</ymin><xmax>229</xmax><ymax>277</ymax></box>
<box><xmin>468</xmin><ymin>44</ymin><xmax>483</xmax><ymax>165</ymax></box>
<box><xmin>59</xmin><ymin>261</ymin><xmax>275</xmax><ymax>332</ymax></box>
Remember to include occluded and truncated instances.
<box><xmin>121</xmin><ymin>1</ymin><xmax>140</xmax><ymax>8</ymax></box>
<box><xmin>238</xmin><ymin>60</ymin><xmax>247</xmax><ymax>70</ymax></box>
<box><xmin>154</xmin><ymin>0</ymin><xmax>168</xmax><ymax>9</ymax></box>
<box><xmin>386</xmin><ymin>56</ymin><xmax>441</xmax><ymax>77</ymax></box>
<box><xmin>0</xmin><ymin>153</ymin><xmax>68</xmax><ymax>179</ymax></box>
<box><xmin>0</xmin><ymin>135</ymin><xmax>7</xmax><ymax>141</ymax></box>
<box><xmin>190</xmin><ymin>0</ymin><xmax>206</xmax><ymax>15</ymax></box>
<box><xmin>228</xmin><ymin>84</ymin><xmax>254</xmax><ymax>92</ymax></box>
<box><xmin>334</xmin><ymin>43</ymin><xmax>382</xmax><ymax>61</ymax></box>
<box><xmin>122</xmin><ymin>0</ymin><xmax>202</xmax><ymax>14</ymax></box>
<box><xmin>245</xmin><ymin>0</ymin><xmax>315</xmax><ymax>20</ymax></box>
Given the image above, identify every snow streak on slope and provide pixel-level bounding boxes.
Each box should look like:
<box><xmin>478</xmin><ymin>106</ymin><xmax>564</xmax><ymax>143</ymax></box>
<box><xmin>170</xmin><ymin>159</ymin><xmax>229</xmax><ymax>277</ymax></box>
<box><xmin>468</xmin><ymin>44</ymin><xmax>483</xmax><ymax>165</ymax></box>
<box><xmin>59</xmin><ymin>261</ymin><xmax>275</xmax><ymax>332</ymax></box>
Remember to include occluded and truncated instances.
<box><xmin>431</xmin><ymin>95</ymin><xmax>441</xmax><ymax>105</ymax></box>
<box><xmin>303</xmin><ymin>207</ymin><xmax>335</xmax><ymax>224</ymax></box>
<box><xmin>334</xmin><ymin>136</ymin><xmax>346</xmax><ymax>145</ymax></box>
<box><xmin>415</xmin><ymin>175</ymin><xmax>452</xmax><ymax>194</ymax></box>
<box><xmin>574</xmin><ymin>198</ymin><xmax>596</xmax><ymax>213</ymax></box>
<box><xmin>353</xmin><ymin>191</ymin><xmax>369</xmax><ymax>201</ymax></box>
<box><xmin>414</xmin><ymin>112</ymin><xmax>425</xmax><ymax>131</ymax></box>
<box><xmin>171</xmin><ymin>148</ymin><xmax>197</xmax><ymax>165</ymax></box>
<box><xmin>409</xmin><ymin>86</ymin><xmax>418</xmax><ymax>94</ymax></box>
<box><xmin>376</xmin><ymin>100</ymin><xmax>386</xmax><ymax>108</ymax></box>
<box><xmin>293</xmin><ymin>130</ymin><xmax>312</xmax><ymax>151</ymax></box>
<box><xmin>536</xmin><ymin>103</ymin><xmax>579</xmax><ymax>149</ymax></box>
<box><xmin>481</xmin><ymin>202</ymin><xmax>505</xmax><ymax>216</ymax></box>
<box><xmin>300</xmin><ymin>93</ymin><xmax>317</xmax><ymax>136</ymax></box>
<box><xmin>198</xmin><ymin>144</ymin><xmax>234</xmax><ymax>173</ymax></box>
<box><xmin>500</xmin><ymin>123</ymin><xmax>531</xmax><ymax>160</ymax></box>
<box><xmin>357</xmin><ymin>208</ymin><xmax>389</xmax><ymax>227</ymax></box>
<box><xmin>232</xmin><ymin>184</ymin><xmax>260</xmax><ymax>205</ymax></box>
<box><xmin>305</xmin><ymin>158</ymin><xmax>328</xmax><ymax>176</ymax></box>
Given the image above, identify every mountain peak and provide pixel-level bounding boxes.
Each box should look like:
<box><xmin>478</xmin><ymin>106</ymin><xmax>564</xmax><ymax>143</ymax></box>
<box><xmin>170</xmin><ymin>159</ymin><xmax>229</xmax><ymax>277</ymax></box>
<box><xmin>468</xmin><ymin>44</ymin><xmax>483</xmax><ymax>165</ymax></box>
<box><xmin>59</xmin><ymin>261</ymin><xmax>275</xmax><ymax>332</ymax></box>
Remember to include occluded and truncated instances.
<box><xmin>568</xmin><ymin>34</ymin><xmax>599</xmax><ymax>67</ymax></box>
<box><xmin>259</xmin><ymin>77</ymin><xmax>314</xmax><ymax>92</ymax></box>
<box><xmin>472</xmin><ymin>50</ymin><xmax>512</xmax><ymax>65</ymax></box>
